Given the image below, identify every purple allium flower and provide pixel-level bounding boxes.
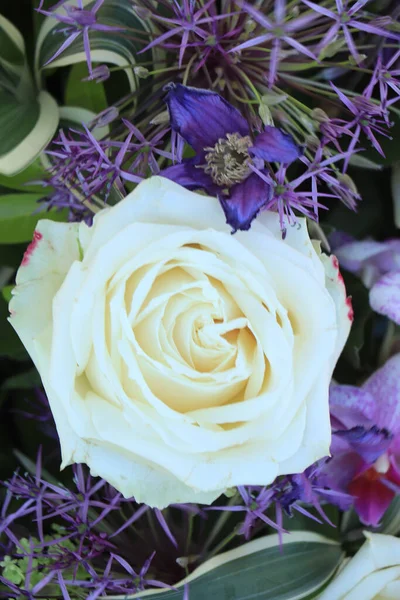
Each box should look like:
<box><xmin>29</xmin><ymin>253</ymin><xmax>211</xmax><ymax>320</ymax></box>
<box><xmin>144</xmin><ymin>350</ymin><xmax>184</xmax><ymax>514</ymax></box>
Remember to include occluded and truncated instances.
<box><xmin>37</xmin><ymin>0</ymin><xmax>125</xmax><ymax>74</ymax></box>
<box><xmin>139</xmin><ymin>0</ymin><xmax>228</xmax><ymax>68</ymax></box>
<box><xmin>208</xmin><ymin>486</ymin><xmax>285</xmax><ymax>540</ymax></box>
<box><xmin>230</xmin><ymin>0</ymin><xmax>319</xmax><ymax>86</ymax></box>
<box><xmin>83</xmin><ymin>63</ymin><xmax>111</xmax><ymax>83</ymax></box>
<box><xmin>161</xmin><ymin>83</ymin><xmax>302</xmax><ymax>231</ymax></box>
<box><xmin>279</xmin><ymin>460</ymin><xmax>354</xmax><ymax>519</ymax></box>
<box><xmin>43</xmin><ymin>124</ymin><xmax>146</xmax><ymax>213</ymax></box>
<box><xmin>37</xmin><ymin>179</ymin><xmax>95</xmax><ymax>224</ymax></box>
<box><xmin>301</xmin><ymin>0</ymin><xmax>400</xmax><ymax>65</ymax></box>
<box><xmin>320</xmin><ymin>355</ymin><xmax>400</xmax><ymax>526</ymax></box>
<box><xmin>364</xmin><ymin>50</ymin><xmax>400</xmax><ymax>117</ymax></box>
<box><xmin>330</xmin><ymin>82</ymin><xmax>392</xmax><ymax>168</ymax></box>
<box><xmin>0</xmin><ymin>459</ymin><xmax>173</xmax><ymax>598</ymax></box>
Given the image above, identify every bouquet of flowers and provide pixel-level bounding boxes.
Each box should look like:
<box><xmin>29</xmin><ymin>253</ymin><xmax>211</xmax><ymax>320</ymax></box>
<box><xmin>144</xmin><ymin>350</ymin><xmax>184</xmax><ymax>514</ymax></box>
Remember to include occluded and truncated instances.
<box><xmin>1</xmin><ymin>1</ymin><xmax>400</xmax><ymax>598</ymax></box>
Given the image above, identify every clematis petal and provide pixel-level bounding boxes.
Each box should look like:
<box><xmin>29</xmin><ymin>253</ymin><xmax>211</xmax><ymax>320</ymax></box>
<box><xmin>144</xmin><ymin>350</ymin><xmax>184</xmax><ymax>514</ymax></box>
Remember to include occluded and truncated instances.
<box><xmin>165</xmin><ymin>84</ymin><xmax>250</xmax><ymax>153</ymax></box>
<box><xmin>160</xmin><ymin>160</ymin><xmax>218</xmax><ymax>195</ymax></box>
<box><xmin>362</xmin><ymin>353</ymin><xmax>400</xmax><ymax>434</ymax></box>
<box><xmin>219</xmin><ymin>173</ymin><xmax>272</xmax><ymax>232</ymax></box>
<box><xmin>249</xmin><ymin>126</ymin><xmax>303</xmax><ymax>164</ymax></box>
<box><xmin>370</xmin><ymin>270</ymin><xmax>400</xmax><ymax>325</ymax></box>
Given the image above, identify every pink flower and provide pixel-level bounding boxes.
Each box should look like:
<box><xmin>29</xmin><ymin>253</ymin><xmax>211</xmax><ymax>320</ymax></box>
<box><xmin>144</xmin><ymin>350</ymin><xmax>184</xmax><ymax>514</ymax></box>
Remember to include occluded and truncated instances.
<box><xmin>322</xmin><ymin>354</ymin><xmax>400</xmax><ymax>526</ymax></box>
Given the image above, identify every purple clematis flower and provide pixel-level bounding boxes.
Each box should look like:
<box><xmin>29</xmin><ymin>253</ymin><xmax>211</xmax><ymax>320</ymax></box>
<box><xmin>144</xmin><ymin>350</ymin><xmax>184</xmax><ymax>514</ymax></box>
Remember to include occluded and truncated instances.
<box><xmin>321</xmin><ymin>354</ymin><xmax>400</xmax><ymax>526</ymax></box>
<box><xmin>333</xmin><ymin>236</ymin><xmax>400</xmax><ymax>325</ymax></box>
<box><xmin>161</xmin><ymin>84</ymin><xmax>302</xmax><ymax>232</ymax></box>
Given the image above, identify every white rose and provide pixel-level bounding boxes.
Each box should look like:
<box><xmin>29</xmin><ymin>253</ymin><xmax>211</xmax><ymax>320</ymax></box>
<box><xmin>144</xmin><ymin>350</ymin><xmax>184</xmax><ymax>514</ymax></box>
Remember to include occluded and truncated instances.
<box><xmin>9</xmin><ymin>177</ymin><xmax>351</xmax><ymax>508</ymax></box>
<box><xmin>319</xmin><ymin>532</ymin><xmax>400</xmax><ymax>600</ymax></box>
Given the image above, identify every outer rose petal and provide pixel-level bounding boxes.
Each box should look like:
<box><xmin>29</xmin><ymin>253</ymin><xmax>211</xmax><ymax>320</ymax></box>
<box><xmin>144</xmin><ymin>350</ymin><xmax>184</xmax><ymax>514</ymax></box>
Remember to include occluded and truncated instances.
<box><xmin>319</xmin><ymin>532</ymin><xmax>400</xmax><ymax>600</ymax></box>
<box><xmin>9</xmin><ymin>177</ymin><xmax>351</xmax><ymax>508</ymax></box>
<box><xmin>9</xmin><ymin>220</ymin><xmax>83</xmax><ymax>467</ymax></box>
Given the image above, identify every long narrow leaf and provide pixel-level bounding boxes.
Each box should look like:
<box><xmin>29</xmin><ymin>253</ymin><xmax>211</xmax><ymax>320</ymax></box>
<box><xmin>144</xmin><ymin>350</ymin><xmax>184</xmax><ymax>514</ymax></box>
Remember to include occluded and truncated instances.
<box><xmin>104</xmin><ymin>532</ymin><xmax>344</xmax><ymax>600</ymax></box>
<box><xmin>0</xmin><ymin>91</ymin><xmax>58</xmax><ymax>175</ymax></box>
<box><xmin>35</xmin><ymin>0</ymin><xmax>154</xmax><ymax>91</ymax></box>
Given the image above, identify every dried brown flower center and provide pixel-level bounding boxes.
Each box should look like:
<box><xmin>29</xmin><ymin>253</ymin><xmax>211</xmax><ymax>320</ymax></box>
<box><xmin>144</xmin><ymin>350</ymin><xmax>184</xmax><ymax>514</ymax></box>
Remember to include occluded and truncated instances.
<box><xmin>203</xmin><ymin>133</ymin><xmax>252</xmax><ymax>187</ymax></box>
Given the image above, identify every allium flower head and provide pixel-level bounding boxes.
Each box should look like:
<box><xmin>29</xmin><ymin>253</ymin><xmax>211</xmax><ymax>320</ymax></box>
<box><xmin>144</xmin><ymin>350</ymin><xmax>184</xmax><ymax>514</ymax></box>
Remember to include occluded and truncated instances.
<box><xmin>37</xmin><ymin>0</ymin><xmax>125</xmax><ymax>74</ymax></box>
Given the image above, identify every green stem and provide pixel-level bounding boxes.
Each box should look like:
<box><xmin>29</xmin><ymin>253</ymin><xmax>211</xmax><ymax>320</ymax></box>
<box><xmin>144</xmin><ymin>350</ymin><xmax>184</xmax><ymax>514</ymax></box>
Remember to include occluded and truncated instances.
<box><xmin>203</xmin><ymin>493</ymin><xmax>240</xmax><ymax>552</ymax></box>
<box><xmin>206</xmin><ymin>528</ymin><xmax>239</xmax><ymax>561</ymax></box>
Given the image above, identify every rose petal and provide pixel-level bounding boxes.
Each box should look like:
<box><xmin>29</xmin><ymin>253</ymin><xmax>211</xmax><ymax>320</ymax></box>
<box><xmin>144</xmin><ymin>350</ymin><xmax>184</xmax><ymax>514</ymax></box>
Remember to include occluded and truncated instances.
<box><xmin>9</xmin><ymin>221</ymin><xmax>83</xmax><ymax>467</ymax></box>
<box><xmin>319</xmin><ymin>532</ymin><xmax>400</xmax><ymax>600</ymax></box>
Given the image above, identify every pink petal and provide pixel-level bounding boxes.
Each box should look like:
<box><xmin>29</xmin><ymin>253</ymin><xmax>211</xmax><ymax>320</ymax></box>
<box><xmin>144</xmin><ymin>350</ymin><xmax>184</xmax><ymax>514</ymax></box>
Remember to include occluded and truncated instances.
<box><xmin>362</xmin><ymin>353</ymin><xmax>400</xmax><ymax>433</ymax></box>
<box><xmin>370</xmin><ymin>270</ymin><xmax>400</xmax><ymax>325</ymax></box>
<box><xmin>349</xmin><ymin>475</ymin><xmax>395</xmax><ymax>526</ymax></box>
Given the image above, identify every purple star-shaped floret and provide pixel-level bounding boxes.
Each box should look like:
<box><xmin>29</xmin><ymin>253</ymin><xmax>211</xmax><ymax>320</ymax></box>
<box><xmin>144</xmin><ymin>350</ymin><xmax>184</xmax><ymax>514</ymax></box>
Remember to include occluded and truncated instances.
<box><xmin>37</xmin><ymin>0</ymin><xmax>124</xmax><ymax>74</ymax></box>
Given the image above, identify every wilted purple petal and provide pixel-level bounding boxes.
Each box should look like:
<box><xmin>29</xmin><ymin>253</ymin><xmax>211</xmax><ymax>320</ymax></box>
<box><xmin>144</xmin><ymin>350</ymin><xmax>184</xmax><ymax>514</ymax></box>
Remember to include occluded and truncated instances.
<box><xmin>362</xmin><ymin>353</ymin><xmax>400</xmax><ymax>433</ymax></box>
<box><xmin>219</xmin><ymin>172</ymin><xmax>271</xmax><ymax>232</ymax></box>
<box><xmin>164</xmin><ymin>84</ymin><xmax>250</xmax><ymax>153</ymax></box>
<box><xmin>330</xmin><ymin>384</ymin><xmax>378</xmax><ymax>428</ymax></box>
<box><xmin>160</xmin><ymin>161</ymin><xmax>218</xmax><ymax>194</ymax></box>
<box><xmin>250</xmin><ymin>126</ymin><xmax>303</xmax><ymax>164</ymax></box>
<box><xmin>370</xmin><ymin>270</ymin><xmax>400</xmax><ymax>326</ymax></box>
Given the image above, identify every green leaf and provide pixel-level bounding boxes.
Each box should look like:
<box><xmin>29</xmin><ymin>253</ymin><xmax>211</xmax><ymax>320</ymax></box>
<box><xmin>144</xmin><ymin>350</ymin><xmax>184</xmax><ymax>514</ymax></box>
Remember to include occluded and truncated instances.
<box><xmin>341</xmin><ymin>272</ymin><xmax>373</xmax><ymax>370</ymax></box>
<box><xmin>0</xmin><ymin>243</ymin><xmax>26</xmax><ymax>268</ymax></box>
<box><xmin>65</xmin><ymin>63</ymin><xmax>108</xmax><ymax>113</ymax></box>
<box><xmin>35</xmin><ymin>0</ymin><xmax>154</xmax><ymax>92</ymax></box>
<box><xmin>359</xmin><ymin>111</ymin><xmax>400</xmax><ymax>166</ymax></box>
<box><xmin>106</xmin><ymin>533</ymin><xmax>344</xmax><ymax>600</ymax></box>
<box><xmin>14</xmin><ymin>450</ymin><xmax>60</xmax><ymax>486</ymax></box>
<box><xmin>0</xmin><ymin>14</ymin><xmax>25</xmax><ymax>66</ymax></box>
<box><xmin>2</xmin><ymin>368</ymin><xmax>41</xmax><ymax>390</ymax></box>
<box><xmin>1</xmin><ymin>284</ymin><xmax>13</xmax><ymax>303</ymax></box>
<box><xmin>0</xmin><ymin>158</ymin><xmax>48</xmax><ymax>193</ymax></box>
<box><xmin>0</xmin><ymin>294</ymin><xmax>27</xmax><ymax>359</ymax></box>
<box><xmin>392</xmin><ymin>161</ymin><xmax>400</xmax><ymax>229</ymax></box>
<box><xmin>0</xmin><ymin>193</ymin><xmax>67</xmax><ymax>243</ymax></box>
<box><xmin>375</xmin><ymin>497</ymin><xmax>400</xmax><ymax>536</ymax></box>
<box><xmin>0</xmin><ymin>90</ymin><xmax>59</xmax><ymax>176</ymax></box>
